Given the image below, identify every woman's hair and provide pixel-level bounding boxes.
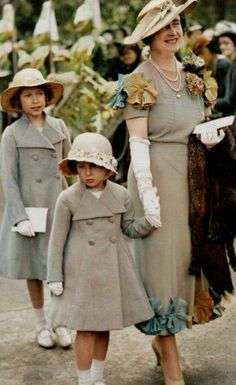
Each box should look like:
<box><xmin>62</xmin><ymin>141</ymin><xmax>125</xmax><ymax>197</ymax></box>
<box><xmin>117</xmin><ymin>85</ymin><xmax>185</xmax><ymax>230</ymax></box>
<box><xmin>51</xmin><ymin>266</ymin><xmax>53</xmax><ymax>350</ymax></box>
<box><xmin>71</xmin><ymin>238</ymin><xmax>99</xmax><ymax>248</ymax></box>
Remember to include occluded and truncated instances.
<box><xmin>218</xmin><ymin>31</ymin><xmax>236</xmax><ymax>47</ymax></box>
<box><xmin>193</xmin><ymin>36</ymin><xmax>220</xmax><ymax>55</ymax></box>
<box><xmin>66</xmin><ymin>160</ymin><xmax>78</xmax><ymax>174</ymax></box>
<box><xmin>119</xmin><ymin>44</ymin><xmax>141</xmax><ymax>62</ymax></box>
<box><xmin>142</xmin><ymin>15</ymin><xmax>186</xmax><ymax>46</ymax></box>
<box><xmin>9</xmin><ymin>84</ymin><xmax>54</xmax><ymax>110</ymax></box>
<box><xmin>206</xmin><ymin>38</ymin><xmax>221</xmax><ymax>54</ymax></box>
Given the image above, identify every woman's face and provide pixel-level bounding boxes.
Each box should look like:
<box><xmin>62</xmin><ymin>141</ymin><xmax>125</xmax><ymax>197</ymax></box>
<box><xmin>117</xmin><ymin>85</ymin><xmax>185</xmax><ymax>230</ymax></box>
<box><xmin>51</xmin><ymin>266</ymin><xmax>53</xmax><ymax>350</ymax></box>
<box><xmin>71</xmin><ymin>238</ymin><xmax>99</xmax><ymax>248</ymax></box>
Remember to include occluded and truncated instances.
<box><xmin>120</xmin><ymin>48</ymin><xmax>137</xmax><ymax>65</ymax></box>
<box><xmin>218</xmin><ymin>36</ymin><xmax>236</xmax><ymax>58</ymax></box>
<box><xmin>151</xmin><ymin>17</ymin><xmax>183</xmax><ymax>54</ymax></box>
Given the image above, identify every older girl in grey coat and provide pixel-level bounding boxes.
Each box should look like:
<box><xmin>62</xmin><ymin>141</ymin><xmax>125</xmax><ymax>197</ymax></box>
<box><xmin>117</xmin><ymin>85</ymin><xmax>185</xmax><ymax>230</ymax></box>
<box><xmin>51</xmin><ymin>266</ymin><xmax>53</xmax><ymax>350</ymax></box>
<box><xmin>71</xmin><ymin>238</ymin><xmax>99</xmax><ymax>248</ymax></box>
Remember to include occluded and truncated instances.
<box><xmin>0</xmin><ymin>68</ymin><xmax>71</xmax><ymax>348</ymax></box>
<box><xmin>47</xmin><ymin>133</ymin><xmax>158</xmax><ymax>385</ymax></box>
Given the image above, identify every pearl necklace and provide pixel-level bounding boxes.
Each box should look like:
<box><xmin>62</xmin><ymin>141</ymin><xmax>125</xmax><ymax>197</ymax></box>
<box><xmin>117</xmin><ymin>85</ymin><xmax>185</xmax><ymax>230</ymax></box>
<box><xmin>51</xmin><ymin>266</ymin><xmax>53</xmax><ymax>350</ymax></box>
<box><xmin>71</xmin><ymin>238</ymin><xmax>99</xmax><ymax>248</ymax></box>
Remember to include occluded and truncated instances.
<box><xmin>149</xmin><ymin>56</ymin><xmax>182</xmax><ymax>99</ymax></box>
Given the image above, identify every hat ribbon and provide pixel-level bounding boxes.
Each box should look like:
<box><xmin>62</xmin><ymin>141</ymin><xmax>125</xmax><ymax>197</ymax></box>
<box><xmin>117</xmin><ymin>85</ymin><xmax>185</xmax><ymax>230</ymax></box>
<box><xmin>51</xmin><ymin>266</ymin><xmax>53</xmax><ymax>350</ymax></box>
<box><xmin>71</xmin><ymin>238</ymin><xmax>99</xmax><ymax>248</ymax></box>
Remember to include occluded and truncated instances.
<box><xmin>139</xmin><ymin>0</ymin><xmax>176</xmax><ymax>39</ymax></box>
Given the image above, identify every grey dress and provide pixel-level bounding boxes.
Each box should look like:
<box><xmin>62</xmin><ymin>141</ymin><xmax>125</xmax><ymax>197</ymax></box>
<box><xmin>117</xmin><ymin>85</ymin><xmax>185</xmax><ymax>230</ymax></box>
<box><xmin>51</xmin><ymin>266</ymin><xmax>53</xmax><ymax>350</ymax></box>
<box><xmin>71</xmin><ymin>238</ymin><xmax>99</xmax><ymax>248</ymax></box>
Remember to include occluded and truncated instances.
<box><xmin>124</xmin><ymin>59</ymin><xmax>205</xmax><ymax>334</ymax></box>
<box><xmin>0</xmin><ymin>113</ymin><xmax>71</xmax><ymax>280</ymax></box>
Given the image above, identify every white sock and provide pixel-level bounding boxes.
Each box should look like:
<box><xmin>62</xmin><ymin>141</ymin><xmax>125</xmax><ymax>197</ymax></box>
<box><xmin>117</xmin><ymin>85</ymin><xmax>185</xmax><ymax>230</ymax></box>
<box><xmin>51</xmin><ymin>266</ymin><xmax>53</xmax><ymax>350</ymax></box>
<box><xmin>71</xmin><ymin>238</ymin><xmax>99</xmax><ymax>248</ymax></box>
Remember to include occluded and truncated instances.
<box><xmin>77</xmin><ymin>369</ymin><xmax>92</xmax><ymax>385</ymax></box>
<box><xmin>91</xmin><ymin>359</ymin><xmax>105</xmax><ymax>383</ymax></box>
<box><xmin>33</xmin><ymin>307</ymin><xmax>47</xmax><ymax>331</ymax></box>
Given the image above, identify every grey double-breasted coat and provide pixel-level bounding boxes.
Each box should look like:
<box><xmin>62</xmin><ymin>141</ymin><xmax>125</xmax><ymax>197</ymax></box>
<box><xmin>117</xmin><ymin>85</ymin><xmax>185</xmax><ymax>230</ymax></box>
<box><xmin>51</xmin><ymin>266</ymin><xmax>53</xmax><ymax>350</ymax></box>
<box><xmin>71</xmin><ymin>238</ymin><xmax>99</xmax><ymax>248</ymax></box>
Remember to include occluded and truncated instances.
<box><xmin>0</xmin><ymin>113</ymin><xmax>71</xmax><ymax>280</ymax></box>
<box><xmin>47</xmin><ymin>180</ymin><xmax>155</xmax><ymax>331</ymax></box>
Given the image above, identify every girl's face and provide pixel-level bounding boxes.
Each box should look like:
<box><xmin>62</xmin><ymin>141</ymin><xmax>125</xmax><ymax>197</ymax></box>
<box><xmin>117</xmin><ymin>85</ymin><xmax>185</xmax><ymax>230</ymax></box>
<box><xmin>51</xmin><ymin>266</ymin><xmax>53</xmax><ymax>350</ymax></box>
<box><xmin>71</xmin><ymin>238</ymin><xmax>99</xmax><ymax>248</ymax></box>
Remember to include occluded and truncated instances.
<box><xmin>151</xmin><ymin>17</ymin><xmax>183</xmax><ymax>54</ymax></box>
<box><xmin>218</xmin><ymin>36</ymin><xmax>236</xmax><ymax>58</ymax></box>
<box><xmin>19</xmin><ymin>87</ymin><xmax>46</xmax><ymax>117</ymax></box>
<box><xmin>76</xmin><ymin>162</ymin><xmax>111</xmax><ymax>191</ymax></box>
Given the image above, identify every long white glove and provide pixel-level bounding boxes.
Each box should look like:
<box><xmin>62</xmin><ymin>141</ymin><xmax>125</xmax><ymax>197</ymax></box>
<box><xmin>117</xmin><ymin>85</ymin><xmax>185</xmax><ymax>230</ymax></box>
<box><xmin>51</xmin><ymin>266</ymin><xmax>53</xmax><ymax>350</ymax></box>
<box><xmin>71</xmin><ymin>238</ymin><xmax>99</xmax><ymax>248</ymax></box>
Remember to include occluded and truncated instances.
<box><xmin>48</xmin><ymin>282</ymin><xmax>64</xmax><ymax>296</ymax></box>
<box><xmin>129</xmin><ymin>136</ymin><xmax>162</xmax><ymax>228</ymax></box>
<box><xmin>17</xmin><ymin>220</ymin><xmax>35</xmax><ymax>237</ymax></box>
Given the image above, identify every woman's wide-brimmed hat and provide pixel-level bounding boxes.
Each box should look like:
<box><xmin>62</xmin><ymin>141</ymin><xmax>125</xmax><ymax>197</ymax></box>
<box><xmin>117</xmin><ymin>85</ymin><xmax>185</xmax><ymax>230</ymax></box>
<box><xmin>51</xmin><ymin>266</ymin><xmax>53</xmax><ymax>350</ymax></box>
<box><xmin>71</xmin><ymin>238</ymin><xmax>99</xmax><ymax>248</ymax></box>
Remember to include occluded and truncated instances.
<box><xmin>124</xmin><ymin>0</ymin><xmax>198</xmax><ymax>45</ymax></box>
<box><xmin>0</xmin><ymin>68</ymin><xmax>64</xmax><ymax>113</ymax></box>
<box><xmin>59</xmin><ymin>132</ymin><xmax>118</xmax><ymax>176</ymax></box>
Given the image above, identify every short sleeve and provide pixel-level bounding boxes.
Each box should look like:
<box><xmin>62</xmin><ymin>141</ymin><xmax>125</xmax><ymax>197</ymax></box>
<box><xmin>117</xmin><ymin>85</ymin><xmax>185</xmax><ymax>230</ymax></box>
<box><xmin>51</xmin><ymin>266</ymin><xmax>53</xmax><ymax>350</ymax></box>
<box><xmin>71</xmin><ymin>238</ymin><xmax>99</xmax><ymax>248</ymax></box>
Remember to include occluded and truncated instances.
<box><xmin>123</xmin><ymin>103</ymin><xmax>149</xmax><ymax>120</ymax></box>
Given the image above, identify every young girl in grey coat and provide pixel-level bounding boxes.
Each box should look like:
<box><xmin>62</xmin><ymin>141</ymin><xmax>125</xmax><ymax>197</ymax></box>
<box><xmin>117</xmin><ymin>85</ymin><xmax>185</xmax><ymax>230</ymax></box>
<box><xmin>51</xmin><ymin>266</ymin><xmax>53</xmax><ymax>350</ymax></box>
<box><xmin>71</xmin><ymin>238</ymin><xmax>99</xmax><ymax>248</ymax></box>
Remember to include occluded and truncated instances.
<box><xmin>47</xmin><ymin>132</ymin><xmax>159</xmax><ymax>385</ymax></box>
<box><xmin>0</xmin><ymin>68</ymin><xmax>72</xmax><ymax>349</ymax></box>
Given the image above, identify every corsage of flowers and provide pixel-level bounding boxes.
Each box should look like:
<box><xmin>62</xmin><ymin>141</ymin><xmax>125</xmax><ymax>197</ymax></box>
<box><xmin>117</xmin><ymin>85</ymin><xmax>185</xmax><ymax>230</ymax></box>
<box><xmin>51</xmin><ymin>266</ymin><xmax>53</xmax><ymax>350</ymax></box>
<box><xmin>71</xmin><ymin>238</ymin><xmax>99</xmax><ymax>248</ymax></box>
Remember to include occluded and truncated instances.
<box><xmin>182</xmin><ymin>53</ymin><xmax>218</xmax><ymax>108</ymax></box>
<box><xmin>109</xmin><ymin>72</ymin><xmax>158</xmax><ymax>110</ymax></box>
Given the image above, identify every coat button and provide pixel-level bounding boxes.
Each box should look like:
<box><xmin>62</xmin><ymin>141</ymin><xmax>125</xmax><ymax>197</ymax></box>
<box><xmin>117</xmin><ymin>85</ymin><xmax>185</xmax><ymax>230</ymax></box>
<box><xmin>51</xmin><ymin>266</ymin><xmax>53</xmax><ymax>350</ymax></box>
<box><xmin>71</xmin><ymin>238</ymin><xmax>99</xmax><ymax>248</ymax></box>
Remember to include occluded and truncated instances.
<box><xmin>108</xmin><ymin>217</ymin><xmax>114</xmax><ymax>223</ymax></box>
<box><xmin>55</xmin><ymin>174</ymin><xmax>61</xmax><ymax>179</ymax></box>
<box><xmin>36</xmin><ymin>177</ymin><xmax>42</xmax><ymax>183</ymax></box>
<box><xmin>88</xmin><ymin>239</ymin><xmax>95</xmax><ymax>245</ymax></box>
<box><xmin>51</xmin><ymin>152</ymin><xmax>57</xmax><ymax>158</ymax></box>
<box><xmin>110</xmin><ymin>236</ymin><xmax>116</xmax><ymax>244</ymax></box>
<box><xmin>86</xmin><ymin>219</ymin><xmax>93</xmax><ymax>225</ymax></box>
<box><xmin>32</xmin><ymin>154</ymin><xmax>39</xmax><ymax>161</ymax></box>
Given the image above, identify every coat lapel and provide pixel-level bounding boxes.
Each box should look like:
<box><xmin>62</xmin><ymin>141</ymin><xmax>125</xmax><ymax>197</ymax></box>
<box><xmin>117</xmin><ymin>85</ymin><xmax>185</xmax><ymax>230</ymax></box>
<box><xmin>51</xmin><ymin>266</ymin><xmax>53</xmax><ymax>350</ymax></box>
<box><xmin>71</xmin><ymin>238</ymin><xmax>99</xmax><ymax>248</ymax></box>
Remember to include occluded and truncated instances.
<box><xmin>99</xmin><ymin>180</ymin><xmax>126</xmax><ymax>214</ymax></box>
<box><xmin>42</xmin><ymin>116</ymin><xmax>66</xmax><ymax>145</ymax></box>
<box><xmin>73</xmin><ymin>181</ymin><xmax>126</xmax><ymax>220</ymax></box>
<box><xmin>16</xmin><ymin>114</ymin><xmax>65</xmax><ymax>149</ymax></box>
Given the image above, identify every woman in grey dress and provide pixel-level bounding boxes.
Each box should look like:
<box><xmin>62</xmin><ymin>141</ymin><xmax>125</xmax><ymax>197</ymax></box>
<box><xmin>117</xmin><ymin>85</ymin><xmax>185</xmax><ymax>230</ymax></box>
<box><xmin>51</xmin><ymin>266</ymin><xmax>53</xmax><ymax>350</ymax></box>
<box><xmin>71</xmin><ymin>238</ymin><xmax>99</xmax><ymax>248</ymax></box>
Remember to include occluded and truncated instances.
<box><xmin>111</xmin><ymin>1</ymin><xmax>228</xmax><ymax>384</ymax></box>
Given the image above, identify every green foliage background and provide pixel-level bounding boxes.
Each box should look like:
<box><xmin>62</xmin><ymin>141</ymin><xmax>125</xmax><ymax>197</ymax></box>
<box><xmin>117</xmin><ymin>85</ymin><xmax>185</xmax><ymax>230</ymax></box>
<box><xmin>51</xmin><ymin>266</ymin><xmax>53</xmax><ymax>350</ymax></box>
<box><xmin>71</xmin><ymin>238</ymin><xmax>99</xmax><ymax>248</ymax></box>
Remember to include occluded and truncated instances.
<box><xmin>12</xmin><ymin>0</ymin><xmax>236</xmax><ymax>42</ymax></box>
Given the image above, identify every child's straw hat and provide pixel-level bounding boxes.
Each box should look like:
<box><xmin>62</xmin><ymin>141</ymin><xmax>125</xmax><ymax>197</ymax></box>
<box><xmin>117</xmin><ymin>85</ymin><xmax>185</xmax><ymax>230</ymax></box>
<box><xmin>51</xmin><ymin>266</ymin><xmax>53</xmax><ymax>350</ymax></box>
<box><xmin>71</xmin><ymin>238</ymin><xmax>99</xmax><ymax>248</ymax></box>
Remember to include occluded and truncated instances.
<box><xmin>1</xmin><ymin>68</ymin><xmax>64</xmax><ymax>113</ymax></box>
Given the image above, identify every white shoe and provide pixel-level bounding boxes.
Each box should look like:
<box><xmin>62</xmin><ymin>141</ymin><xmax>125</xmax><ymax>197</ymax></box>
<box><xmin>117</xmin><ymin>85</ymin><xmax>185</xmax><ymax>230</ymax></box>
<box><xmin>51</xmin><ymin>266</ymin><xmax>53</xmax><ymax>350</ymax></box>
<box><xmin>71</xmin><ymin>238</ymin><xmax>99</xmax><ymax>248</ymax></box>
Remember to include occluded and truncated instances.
<box><xmin>36</xmin><ymin>328</ymin><xmax>55</xmax><ymax>348</ymax></box>
<box><xmin>53</xmin><ymin>326</ymin><xmax>72</xmax><ymax>348</ymax></box>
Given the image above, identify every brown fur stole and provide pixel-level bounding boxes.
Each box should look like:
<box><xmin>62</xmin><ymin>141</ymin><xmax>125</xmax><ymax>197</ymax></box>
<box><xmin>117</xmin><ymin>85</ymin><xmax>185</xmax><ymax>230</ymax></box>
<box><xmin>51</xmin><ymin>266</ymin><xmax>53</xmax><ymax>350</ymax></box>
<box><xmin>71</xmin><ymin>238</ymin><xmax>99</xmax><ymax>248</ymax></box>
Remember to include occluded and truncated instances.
<box><xmin>188</xmin><ymin>116</ymin><xmax>236</xmax><ymax>296</ymax></box>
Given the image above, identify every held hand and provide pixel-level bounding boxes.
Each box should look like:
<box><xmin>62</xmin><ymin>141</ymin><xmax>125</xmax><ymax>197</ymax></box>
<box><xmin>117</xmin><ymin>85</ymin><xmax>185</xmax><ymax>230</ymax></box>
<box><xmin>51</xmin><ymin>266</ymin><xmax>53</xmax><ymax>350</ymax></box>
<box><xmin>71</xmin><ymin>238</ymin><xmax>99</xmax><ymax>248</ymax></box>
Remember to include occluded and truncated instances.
<box><xmin>142</xmin><ymin>189</ymin><xmax>162</xmax><ymax>228</ymax></box>
<box><xmin>17</xmin><ymin>220</ymin><xmax>35</xmax><ymax>237</ymax></box>
<box><xmin>145</xmin><ymin>214</ymin><xmax>162</xmax><ymax>228</ymax></box>
<box><xmin>48</xmin><ymin>282</ymin><xmax>63</xmax><ymax>296</ymax></box>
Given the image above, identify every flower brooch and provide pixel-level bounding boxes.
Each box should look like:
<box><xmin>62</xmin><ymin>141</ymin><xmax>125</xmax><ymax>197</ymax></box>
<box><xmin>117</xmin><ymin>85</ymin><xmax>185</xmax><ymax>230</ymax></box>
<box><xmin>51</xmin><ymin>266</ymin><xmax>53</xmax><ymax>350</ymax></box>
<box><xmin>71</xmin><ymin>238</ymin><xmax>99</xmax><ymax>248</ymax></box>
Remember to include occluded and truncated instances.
<box><xmin>182</xmin><ymin>53</ymin><xmax>218</xmax><ymax>107</ymax></box>
<box><xmin>109</xmin><ymin>72</ymin><xmax>158</xmax><ymax>110</ymax></box>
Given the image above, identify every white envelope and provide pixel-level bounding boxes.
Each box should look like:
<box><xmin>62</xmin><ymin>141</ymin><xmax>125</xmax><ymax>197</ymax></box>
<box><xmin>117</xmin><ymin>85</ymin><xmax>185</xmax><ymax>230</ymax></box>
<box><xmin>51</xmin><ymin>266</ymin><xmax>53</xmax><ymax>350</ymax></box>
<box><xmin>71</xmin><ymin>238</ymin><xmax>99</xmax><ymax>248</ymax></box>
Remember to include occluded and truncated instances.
<box><xmin>12</xmin><ymin>207</ymin><xmax>48</xmax><ymax>233</ymax></box>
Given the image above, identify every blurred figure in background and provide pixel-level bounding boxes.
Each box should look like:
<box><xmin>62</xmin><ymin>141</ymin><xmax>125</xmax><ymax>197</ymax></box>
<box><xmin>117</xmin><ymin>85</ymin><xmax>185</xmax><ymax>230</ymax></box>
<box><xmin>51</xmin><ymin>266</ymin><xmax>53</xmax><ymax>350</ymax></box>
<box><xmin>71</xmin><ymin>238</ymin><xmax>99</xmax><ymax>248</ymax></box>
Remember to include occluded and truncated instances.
<box><xmin>106</xmin><ymin>43</ymin><xmax>141</xmax><ymax>80</ymax></box>
<box><xmin>188</xmin><ymin>23</ymin><xmax>203</xmax><ymax>47</ymax></box>
<box><xmin>192</xmin><ymin>36</ymin><xmax>230</xmax><ymax>99</ymax></box>
<box><xmin>215</xmin><ymin>31</ymin><xmax>236</xmax><ymax>116</ymax></box>
<box><xmin>218</xmin><ymin>31</ymin><xmax>236</xmax><ymax>63</ymax></box>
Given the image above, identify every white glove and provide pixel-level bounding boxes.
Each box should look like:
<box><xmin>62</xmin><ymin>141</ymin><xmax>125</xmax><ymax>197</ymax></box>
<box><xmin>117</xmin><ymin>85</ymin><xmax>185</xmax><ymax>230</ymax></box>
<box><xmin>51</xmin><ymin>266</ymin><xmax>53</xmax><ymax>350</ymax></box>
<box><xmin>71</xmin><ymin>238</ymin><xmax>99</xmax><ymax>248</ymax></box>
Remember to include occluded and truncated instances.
<box><xmin>48</xmin><ymin>282</ymin><xmax>63</xmax><ymax>296</ymax></box>
<box><xmin>198</xmin><ymin>128</ymin><xmax>225</xmax><ymax>149</ymax></box>
<box><xmin>129</xmin><ymin>136</ymin><xmax>162</xmax><ymax>228</ymax></box>
<box><xmin>143</xmin><ymin>190</ymin><xmax>162</xmax><ymax>228</ymax></box>
<box><xmin>17</xmin><ymin>220</ymin><xmax>35</xmax><ymax>237</ymax></box>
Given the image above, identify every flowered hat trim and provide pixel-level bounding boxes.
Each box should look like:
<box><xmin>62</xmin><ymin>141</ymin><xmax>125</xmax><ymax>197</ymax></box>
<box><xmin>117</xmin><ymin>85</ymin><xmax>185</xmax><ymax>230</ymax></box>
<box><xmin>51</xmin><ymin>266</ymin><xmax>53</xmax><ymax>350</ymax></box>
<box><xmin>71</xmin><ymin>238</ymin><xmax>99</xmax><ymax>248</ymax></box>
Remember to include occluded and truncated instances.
<box><xmin>59</xmin><ymin>148</ymin><xmax>118</xmax><ymax>176</ymax></box>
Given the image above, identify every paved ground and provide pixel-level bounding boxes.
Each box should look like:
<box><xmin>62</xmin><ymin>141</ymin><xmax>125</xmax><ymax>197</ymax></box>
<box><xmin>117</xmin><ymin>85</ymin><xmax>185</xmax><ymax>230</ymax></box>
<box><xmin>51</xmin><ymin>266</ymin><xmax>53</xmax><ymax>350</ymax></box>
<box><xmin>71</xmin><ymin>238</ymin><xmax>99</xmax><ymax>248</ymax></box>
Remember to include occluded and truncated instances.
<box><xmin>1</xmin><ymin>187</ymin><xmax>236</xmax><ymax>385</ymax></box>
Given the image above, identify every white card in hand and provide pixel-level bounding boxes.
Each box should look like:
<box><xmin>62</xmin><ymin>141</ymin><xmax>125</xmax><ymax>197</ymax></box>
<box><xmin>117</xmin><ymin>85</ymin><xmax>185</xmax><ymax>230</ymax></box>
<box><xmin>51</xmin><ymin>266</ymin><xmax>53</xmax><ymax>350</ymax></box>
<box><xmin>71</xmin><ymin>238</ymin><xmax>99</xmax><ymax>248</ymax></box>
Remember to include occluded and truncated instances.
<box><xmin>12</xmin><ymin>207</ymin><xmax>48</xmax><ymax>233</ymax></box>
<box><xmin>193</xmin><ymin>116</ymin><xmax>234</xmax><ymax>145</ymax></box>
<box><xmin>193</xmin><ymin>116</ymin><xmax>234</xmax><ymax>134</ymax></box>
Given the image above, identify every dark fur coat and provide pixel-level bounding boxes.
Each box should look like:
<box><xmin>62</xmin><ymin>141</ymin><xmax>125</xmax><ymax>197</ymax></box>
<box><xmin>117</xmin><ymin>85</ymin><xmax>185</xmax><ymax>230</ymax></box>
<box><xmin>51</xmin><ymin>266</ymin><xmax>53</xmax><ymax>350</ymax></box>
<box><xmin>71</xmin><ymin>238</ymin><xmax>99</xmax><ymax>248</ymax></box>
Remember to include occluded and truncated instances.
<box><xmin>188</xmin><ymin>115</ymin><xmax>236</xmax><ymax>297</ymax></box>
